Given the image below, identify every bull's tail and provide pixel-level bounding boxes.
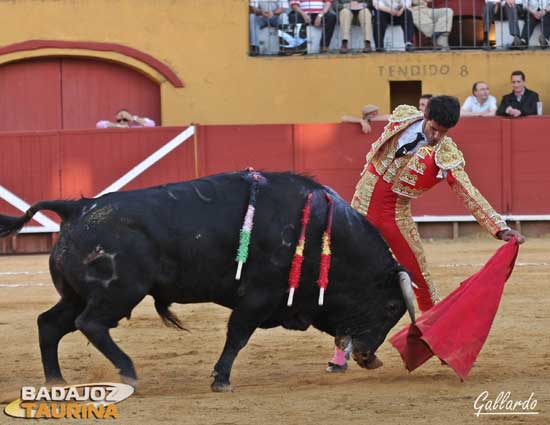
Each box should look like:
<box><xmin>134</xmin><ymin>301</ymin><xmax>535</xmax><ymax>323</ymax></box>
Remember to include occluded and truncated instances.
<box><xmin>0</xmin><ymin>200</ymin><xmax>82</xmax><ymax>237</ymax></box>
<box><xmin>154</xmin><ymin>299</ymin><xmax>189</xmax><ymax>332</ymax></box>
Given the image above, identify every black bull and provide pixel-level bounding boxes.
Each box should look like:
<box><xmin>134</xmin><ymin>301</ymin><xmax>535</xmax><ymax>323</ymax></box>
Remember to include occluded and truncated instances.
<box><xmin>0</xmin><ymin>171</ymin><xmax>415</xmax><ymax>391</ymax></box>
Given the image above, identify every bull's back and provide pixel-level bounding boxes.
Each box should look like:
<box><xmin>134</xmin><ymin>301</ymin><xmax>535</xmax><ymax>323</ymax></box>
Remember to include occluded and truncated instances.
<box><xmin>52</xmin><ymin>172</ymin><xmax>327</xmax><ymax>307</ymax></box>
<box><xmin>51</xmin><ymin>171</ymin><xmax>397</xmax><ymax>326</ymax></box>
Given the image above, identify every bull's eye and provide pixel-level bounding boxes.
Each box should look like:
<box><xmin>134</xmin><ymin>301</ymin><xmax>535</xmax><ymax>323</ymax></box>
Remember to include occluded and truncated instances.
<box><xmin>387</xmin><ymin>300</ymin><xmax>399</xmax><ymax>312</ymax></box>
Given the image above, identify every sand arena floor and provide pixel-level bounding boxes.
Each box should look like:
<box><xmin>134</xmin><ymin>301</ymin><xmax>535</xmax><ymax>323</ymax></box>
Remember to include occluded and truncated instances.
<box><xmin>0</xmin><ymin>237</ymin><xmax>549</xmax><ymax>425</ymax></box>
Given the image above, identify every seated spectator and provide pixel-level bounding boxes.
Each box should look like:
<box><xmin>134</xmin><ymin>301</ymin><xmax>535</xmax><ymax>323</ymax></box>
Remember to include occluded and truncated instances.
<box><xmin>418</xmin><ymin>93</ymin><xmax>432</xmax><ymax>114</ymax></box>
<box><xmin>334</xmin><ymin>0</ymin><xmax>374</xmax><ymax>53</ymax></box>
<box><xmin>341</xmin><ymin>104</ymin><xmax>389</xmax><ymax>133</ymax></box>
<box><xmin>497</xmin><ymin>70</ymin><xmax>539</xmax><ymax>117</ymax></box>
<box><xmin>461</xmin><ymin>81</ymin><xmax>497</xmax><ymax>116</ymax></box>
<box><xmin>249</xmin><ymin>0</ymin><xmax>287</xmax><ymax>56</ymax></box>
<box><xmin>521</xmin><ymin>0</ymin><xmax>550</xmax><ymax>48</ymax></box>
<box><xmin>96</xmin><ymin>109</ymin><xmax>155</xmax><ymax>129</ymax></box>
<box><xmin>482</xmin><ymin>0</ymin><xmax>526</xmax><ymax>49</ymax></box>
<box><xmin>372</xmin><ymin>0</ymin><xmax>415</xmax><ymax>51</ymax></box>
<box><xmin>410</xmin><ymin>0</ymin><xmax>453</xmax><ymax>50</ymax></box>
<box><xmin>288</xmin><ymin>0</ymin><xmax>337</xmax><ymax>52</ymax></box>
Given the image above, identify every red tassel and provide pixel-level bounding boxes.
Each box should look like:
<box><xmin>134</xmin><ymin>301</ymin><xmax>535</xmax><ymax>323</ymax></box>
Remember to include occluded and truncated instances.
<box><xmin>317</xmin><ymin>252</ymin><xmax>331</xmax><ymax>289</ymax></box>
<box><xmin>288</xmin><ymin>252</ymin><xmax>304</xmax><ymax>289</ymax></box>
<box><xmin>287</xmin><ymin>193</ymin><xmax>313</xmax><ymax>306</ymax></box>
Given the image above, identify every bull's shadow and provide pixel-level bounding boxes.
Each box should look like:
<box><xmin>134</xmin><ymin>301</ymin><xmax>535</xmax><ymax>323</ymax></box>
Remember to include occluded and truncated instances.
<box><xmin>0</xmin><ymin>171</ymin><xmax>415</xmax><ymax>391</ymax></box>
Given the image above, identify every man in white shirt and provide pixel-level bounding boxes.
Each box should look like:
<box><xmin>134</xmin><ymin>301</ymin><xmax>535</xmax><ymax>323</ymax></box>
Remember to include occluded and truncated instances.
<box><xmin>461</xmin><ymin>82</ymin><xmax>497</xmax><ymax>116</ymax></box>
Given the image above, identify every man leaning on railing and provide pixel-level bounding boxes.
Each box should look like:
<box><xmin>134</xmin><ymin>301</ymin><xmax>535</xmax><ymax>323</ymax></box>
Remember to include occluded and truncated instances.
<box><xmin>96</xmin><ymin>109</ymin><xmax>155</xmax><ymax>129</ymax></box>
<box><xmin>461</xmin><ymin>81</ymin><xmax>497</xmax><ymax>117</ymax></box>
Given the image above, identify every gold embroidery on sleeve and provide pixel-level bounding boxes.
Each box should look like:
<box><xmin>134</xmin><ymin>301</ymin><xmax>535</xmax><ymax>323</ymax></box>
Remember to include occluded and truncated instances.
<box><xmin>449</xmin><ymin>167</ymin><xmax>510</xmax><ymax>236</ymax></box>
<box><xmin>389</xmin><ymin>105</ymin><xmax>424</xmax><ymax>122</ymax></box>
<box><xmin>435</xmin><ymin>137</ymin><xmax>465</xmax><ymax>170</ymax></box>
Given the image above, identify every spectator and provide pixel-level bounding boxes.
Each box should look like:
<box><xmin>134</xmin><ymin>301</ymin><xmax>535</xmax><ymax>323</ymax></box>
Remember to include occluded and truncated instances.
<box><xmin>461</xmin><ymin>81</ymin><xmax>497</xmax><ymax>116</ymax></box>
<box><xmin>341</xmin><ymin>104</ymin><xmax>389</xmax><ymax>133</ymax></box>
<box><xmin>288</xmin><ymin>0</ymin><xmax>337</xmax><ymax>52</ymax></box>
<box><xmin>419</xmin><ymin>94</ymin><xmax>433</xmax><ymax>114</ymax></box>
<box><xmin>334</xmin><ymin>0</ymin><xmax>374</xmax><ymax>53</ymax></box>
<box><xmin>96</xmin><ymin>109</ymin><xmax>155</xmax><ymax>129</ymax></box>
<box><xmin>521</xmin><ymin>0</ymin><xmax>550</xmax><ymax>48</ymax></box>
<box><xmin>249</xmin><ymin>1</ymin><xmax>288</xmax><ymax>56</ymax></box>
<box><xmin>497</xmin><ymin>70</ymin><xmax>540</xmax><ymax>117</ymax></box>
<box><xmin>482</xmin><ymin>0</ymin><xmax>526</xmax><ymax>49</ymax></box>
<box><xmin>410</xmin><ymin>0</ymin><xmax>453</xmax><ymax>50</ymax></box>
<box><xmin>373</xmin><ymin>0</ymin><xmax>415</xmax><ymax>51</ymax></box>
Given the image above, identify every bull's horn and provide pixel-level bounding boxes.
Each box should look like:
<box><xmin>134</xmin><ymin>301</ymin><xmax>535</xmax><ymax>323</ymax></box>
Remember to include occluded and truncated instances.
<box><xmin>398</xmin><ymin>271</ymin><xmax>416</xmax><ymax>325</ymax></box>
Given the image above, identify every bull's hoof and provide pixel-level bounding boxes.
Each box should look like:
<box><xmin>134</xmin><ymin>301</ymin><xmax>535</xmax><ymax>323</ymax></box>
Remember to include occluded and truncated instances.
<box><xmin>365</xmin><ymin>356</ymin><xmax>383</xmax><ymax>370</ymax></box>
<box><xmin>211</xmin><ymin>381</ymin><xmax>233</xmax><ymax>392</ymax></box>
<box><xmin>120</xmin><ymin>375</ymin><xmax>138</xmax><ymax>389</ymax></box>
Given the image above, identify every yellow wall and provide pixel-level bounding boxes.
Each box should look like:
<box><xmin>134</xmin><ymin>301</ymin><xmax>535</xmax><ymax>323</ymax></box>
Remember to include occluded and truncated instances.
<box><xmin>0</xmin><ymin>0</ymin><xmax>549</xmax><ymax>125</ymax></box>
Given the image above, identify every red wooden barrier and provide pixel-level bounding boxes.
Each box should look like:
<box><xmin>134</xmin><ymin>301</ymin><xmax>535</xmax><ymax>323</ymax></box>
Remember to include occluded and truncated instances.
<box><xmin>58</xmin><ymin>127</ymin><xmax>191</xmax><ymax>198</ymax></box>
<box><xmin>1</xmin><ymin>117</ymin><xmax>549</xmax><ymax>253</ymax></box>
<box><xmin>197</xmin><ymin>125</ymin><xmax>294</xmax><ymax>175</ymax></box>
<box><xmin>509</xmin><ymin>117</ymin><xmax>550</xmax><ymax>215</ymax></box>
<box><xmin>0</xmin><ymin>131</ymin><xmax>61</xmax><ymax>226</ymax></box>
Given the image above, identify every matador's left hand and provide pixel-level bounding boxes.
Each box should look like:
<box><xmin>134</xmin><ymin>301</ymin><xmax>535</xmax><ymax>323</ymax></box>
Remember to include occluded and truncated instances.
<box><xmin>497</xmin><ymin>229</ymin><xmax>526</xmax><ymax>244</ymax></box>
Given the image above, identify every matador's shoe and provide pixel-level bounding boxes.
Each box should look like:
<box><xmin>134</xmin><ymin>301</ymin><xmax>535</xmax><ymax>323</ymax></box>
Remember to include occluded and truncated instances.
<box><xmin>326</xmin><ymin>362</ymin><xmax>348</xmax><ymax>373</ymax></box>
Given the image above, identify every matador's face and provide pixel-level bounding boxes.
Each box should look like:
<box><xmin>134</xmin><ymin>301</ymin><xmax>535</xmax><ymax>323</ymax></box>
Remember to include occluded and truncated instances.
<box><xmin>423</xmin><ymin>120</ymin><xmax>449</xmax><ymax>146</ymax></box>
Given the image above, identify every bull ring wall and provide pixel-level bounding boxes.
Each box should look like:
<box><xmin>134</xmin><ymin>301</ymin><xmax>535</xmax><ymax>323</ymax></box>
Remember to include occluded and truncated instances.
<box><xmin>0</xmin><ymin>0</ymin><xmax>550</xmax><ymax>126</ymax></box>
<box><xmin>1</xmin><ymin>0</ymin><xmax>550</xmax><ymax>253</ymax></box>
<box><xmin>1</xmin><ymin>118</ymin><xmax>550</xmax><ymax>254</ymax></box>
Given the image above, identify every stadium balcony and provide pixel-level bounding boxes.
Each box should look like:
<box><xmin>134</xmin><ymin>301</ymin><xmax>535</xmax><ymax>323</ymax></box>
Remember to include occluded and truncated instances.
<box><xmin>249</xmin><ymin>0</ymin><xmax>549</xmax><ymax>55</ymax></box>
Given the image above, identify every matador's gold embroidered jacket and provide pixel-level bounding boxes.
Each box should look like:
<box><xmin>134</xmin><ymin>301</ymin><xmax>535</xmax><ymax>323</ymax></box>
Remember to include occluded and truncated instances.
<box><xmin>356</xmin><ymin>105</ymin><xmax>509</xmax><ymax>236</ymax></box>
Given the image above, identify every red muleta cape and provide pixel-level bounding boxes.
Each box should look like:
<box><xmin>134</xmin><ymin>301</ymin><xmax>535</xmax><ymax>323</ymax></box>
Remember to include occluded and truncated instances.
<box><xmin>390</xmin><ymin>238</ymin><xmax>519</xmax><ymax>380</ymax></box>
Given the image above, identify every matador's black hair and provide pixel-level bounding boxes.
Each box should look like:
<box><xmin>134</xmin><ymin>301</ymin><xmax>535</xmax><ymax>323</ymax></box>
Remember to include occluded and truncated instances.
<box><xmin>426</xmin><ymin>95</ymin><xmax>460</xmax><ymax>129</ymax></box>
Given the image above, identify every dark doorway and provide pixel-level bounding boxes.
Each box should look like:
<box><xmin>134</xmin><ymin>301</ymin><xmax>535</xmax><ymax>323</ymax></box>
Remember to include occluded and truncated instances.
<box><xmin>390</xmin><ymin>81</ymin><xmax>422</xmax><ymax>112</ymax></box>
